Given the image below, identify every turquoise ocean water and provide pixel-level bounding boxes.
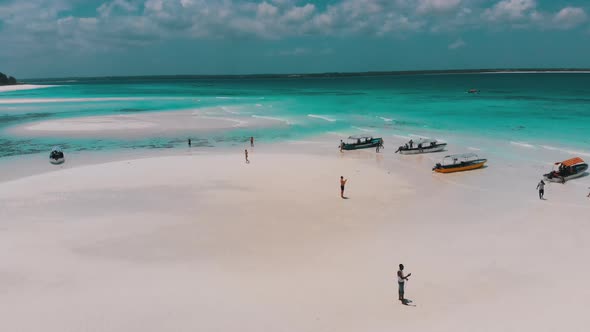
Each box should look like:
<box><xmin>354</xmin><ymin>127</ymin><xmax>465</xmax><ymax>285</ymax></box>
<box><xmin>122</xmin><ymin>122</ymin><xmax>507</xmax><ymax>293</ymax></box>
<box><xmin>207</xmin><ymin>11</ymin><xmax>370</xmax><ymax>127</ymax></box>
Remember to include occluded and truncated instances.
<box><xmin>1</xmin><ymin>73</ymin><xmax>589</xmax><ymax>158</ymax></box>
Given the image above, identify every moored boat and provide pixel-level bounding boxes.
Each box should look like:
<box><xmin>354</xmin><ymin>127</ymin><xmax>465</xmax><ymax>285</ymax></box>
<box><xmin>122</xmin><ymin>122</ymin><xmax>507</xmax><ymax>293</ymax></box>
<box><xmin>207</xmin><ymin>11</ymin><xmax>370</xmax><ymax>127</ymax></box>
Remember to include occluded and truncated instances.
<box><xmin>543</xmin><ymin>157</ymin><xmax>588</xmax><ymax>183</ymax></box>
<box><xmin>433</xmin><ymin>153</ymin><xmax>487</xmax><ymax>173</ymax></box>
<box><xmin>340</xmin><ymin>135</ymin><xmax>383</xmax><ymax>151</ymax></box>
<box><xmin>49</xmin><ymin>146</ymin><xmax>65</xmax><ymax>165</ymax></box>
<box><xmin>395</xmin><ymin>138</ymin><xmax>447</xmax><ymax>155</ymax></box>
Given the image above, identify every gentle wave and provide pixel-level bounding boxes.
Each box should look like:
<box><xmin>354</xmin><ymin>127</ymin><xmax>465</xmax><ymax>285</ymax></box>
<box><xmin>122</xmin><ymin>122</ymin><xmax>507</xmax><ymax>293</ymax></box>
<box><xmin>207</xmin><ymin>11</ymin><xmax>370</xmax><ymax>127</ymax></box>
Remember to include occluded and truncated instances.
<box><xmin>467</xmin><ymin>147</ymin><xmax>482</xmax><ymax>151</ymax></box>
<box><xmin>377</xmin><ymin>116</ymin><xmax>393</xmax><ymax>122</ymax></box>
<box><xmin>392</xmin><ymin>134</ymin><xmax>411</xmax><ymax>140</ymax></box>
<box><xmin>307</xmin><ymin>114</ymin><xmax>336</xmax><ymax>122</ymax></box>
<box><xmin>351</xmin><ymin>126</ymin><xmax>374</xmax><ymax>132</ymax></box>
<box><xmin>220</xmin><ymin>106</ymin><xmax>241</xmax><ymax>115</ymax></box>
<box><xmin>199</xmin><ymin>116</ymin><xmax>248</xmax><ymax>128</ymax></box>
<box><xmin>510</xmin><ymin>141</ymin><xmax>536</xmax><ymax>149</ymax></box>
<box><xmin>565</xmin><ymin>150</ymin><xmax>590</xmax><ymax>157</ymax></box>
<box><xmin>251</xmin><ymin>115</ymin><xmax>292</xmax><ymax>125</ymax></box>
<box><xmin>540</xmin><ymin>145</ymin><xmax>590</xmax><ymax>157</ymax></box>
<box><xmin>540</xmin><ymin>145</ymin><xmax>559</xmax><ymax>151</ymax></box>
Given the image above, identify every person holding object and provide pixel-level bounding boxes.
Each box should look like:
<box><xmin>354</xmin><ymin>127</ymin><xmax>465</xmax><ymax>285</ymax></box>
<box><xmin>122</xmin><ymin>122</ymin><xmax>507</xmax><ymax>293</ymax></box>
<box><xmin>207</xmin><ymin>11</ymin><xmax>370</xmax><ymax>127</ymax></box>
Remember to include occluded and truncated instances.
<box><xmin>397</xmin><ymin>264</ymin><xmax>411</xmax><ymax>303</ymax></box>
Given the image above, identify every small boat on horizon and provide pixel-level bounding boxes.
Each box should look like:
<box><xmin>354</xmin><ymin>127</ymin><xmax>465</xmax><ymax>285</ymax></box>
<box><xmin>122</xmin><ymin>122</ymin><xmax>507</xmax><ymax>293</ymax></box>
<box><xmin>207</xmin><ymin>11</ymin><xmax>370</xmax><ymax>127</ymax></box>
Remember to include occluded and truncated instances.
<box><xmin>395</xmin><ymin>138</ymin><xmax>447</xmax><ymax>155</ymax></box>
<box><xmin>340</xmin><ymin>135</ymin><xmax>383</xmax><ymax>151</ymax></box>
<box><xmin>543</xmin><ymin>157</ymin><xmax>588</xmax><ymax>183</ymax></box>
<box><xmin>433</xmin><ymin>153</ymin><xmax>487</xmax><ymax>173</ymax></box>
<box><xmin>467</xmin><ymin>89</ymin><xmax>479</xmax><ymax>94</ymax></box>
<box><xmin>49</xmin><ymin>146</ymin><xmax>65</xmax><ymax>165</ymax></box>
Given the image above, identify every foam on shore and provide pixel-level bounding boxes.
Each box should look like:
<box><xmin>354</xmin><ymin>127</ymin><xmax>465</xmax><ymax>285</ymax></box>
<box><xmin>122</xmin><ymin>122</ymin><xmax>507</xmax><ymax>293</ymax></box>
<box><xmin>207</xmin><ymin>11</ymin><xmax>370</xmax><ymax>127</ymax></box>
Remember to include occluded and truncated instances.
<box><xmin>0</xmin><ymin>84</ymin><xmax>60</xmax><ymax>93</ymax></box>
<box><xmin>307</xmin><ymin>114</ymin><xmax>337</xmax><ymax>122</ymax></box>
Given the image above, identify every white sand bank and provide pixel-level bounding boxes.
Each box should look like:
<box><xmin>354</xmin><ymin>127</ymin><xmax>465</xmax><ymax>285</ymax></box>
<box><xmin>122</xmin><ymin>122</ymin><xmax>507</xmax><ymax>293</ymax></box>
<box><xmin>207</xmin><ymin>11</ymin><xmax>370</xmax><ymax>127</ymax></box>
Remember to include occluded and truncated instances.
<box><xmin>0</xmin><ymin>84</ymin><xmax>59</xmax><ymax>93</ymax></box>
<box><xmin>0</xmin><ymin>96</ymin><xmax>188</xmax><ymax>104</ymax></box>
<box><xmin>7</xmin><ymin>109</ymin><xmax>285</xmax><ymax>138</ymax></box>
<box><xmin>0</xmin><ymin>144</ymin><xmax>589</xmax><ymax>331</ymax></box>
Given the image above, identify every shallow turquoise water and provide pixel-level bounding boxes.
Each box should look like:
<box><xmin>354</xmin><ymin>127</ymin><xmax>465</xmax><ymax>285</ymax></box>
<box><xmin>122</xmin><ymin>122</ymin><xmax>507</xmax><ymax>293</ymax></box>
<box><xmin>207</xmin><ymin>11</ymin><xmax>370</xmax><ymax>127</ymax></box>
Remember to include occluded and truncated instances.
<box><xmin>1</xmin><ymin>73</ymin><xmax>589</xmax><ymax>158</ymax></box>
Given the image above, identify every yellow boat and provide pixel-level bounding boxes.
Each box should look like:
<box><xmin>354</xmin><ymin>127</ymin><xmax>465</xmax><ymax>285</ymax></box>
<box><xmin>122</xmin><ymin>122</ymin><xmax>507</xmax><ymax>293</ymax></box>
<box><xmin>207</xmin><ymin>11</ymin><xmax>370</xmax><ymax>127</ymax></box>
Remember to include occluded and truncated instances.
<box><xmin>433</xmin><ymin>153</ymin><xmax>487</xmax><ymax>173</ymax></box>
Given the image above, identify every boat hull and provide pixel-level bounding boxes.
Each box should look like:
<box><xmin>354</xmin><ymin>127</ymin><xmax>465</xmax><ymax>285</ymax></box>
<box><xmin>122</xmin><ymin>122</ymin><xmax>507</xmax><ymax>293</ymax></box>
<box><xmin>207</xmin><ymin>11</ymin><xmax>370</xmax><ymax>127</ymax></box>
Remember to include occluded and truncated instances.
<box><xmin>399</xmin><ymin>144</ymin><xmax>446</xmax><ymax>155</ymax></box>
<box><xmin>342</xmin><ymin>138</ymin><xmax>382</xmax><ymax>150</ymax></box>
<box><xmin>434</xmin><ymin>160</ymin><xmax>486</xmax><ymax>173</ymax></box>
<box><xmin>50</xmin><ymin>158</ymin><xmax>65</xmax><ymax>165</ymax></box>
<box><xmin>543</xmin><ymin>164</ymin><xmax>588</xmax><ymax>182</ymax></box>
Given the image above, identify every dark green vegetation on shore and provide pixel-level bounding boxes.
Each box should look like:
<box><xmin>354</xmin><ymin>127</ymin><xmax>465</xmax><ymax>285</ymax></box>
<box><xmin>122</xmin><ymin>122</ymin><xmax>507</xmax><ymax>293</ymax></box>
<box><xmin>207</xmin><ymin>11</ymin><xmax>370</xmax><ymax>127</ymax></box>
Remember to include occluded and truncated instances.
<box><xmin>0</xmin><ymin>72</ymin><xmax>18</xmax><ymax>86</ymax></box>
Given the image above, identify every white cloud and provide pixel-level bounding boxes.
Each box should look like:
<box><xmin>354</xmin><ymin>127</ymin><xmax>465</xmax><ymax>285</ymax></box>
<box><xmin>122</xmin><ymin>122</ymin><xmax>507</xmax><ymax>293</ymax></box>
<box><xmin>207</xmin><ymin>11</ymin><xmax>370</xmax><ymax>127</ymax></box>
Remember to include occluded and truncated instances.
<box><xmin>144</xmin><ymin>0</ymin><xmax>164</xmax><ymax>13</ymax></box>
<box><xmin>416</xmin><ymin>0</ymin><xmax>462</xmax><ymax>15</ymax></box>
<box><xmin>0</xmin><ymin>0</ymin><xmax>588</xmax><ymax>59</ymax></box>
<box><xmin>97</xmin><ymin>0</ymin><xmax>137</xmax><ymax>18</ymax></box>
<box><xmin>283</xmin><ymin>3</ymin><xmax>315</xmax><ymax>22</ymax></box>
<box><xmin>257</xmin><ymin>1</ymin><xmax>279</xmax><ymax>17</ymax></box>
<box><xmin>448</xmin><ymin>38</ymin><xmax>465</xmax><ymax>49</ymax></box>
<box><xmin>483</xmin><ymin>0</ymin><xmax>536</xmax><ymax>21</ymax></box>
<box><xmin>552</xmin><ymin>7</ymin><xmax>587</xmax><ymax>30</ymax></box>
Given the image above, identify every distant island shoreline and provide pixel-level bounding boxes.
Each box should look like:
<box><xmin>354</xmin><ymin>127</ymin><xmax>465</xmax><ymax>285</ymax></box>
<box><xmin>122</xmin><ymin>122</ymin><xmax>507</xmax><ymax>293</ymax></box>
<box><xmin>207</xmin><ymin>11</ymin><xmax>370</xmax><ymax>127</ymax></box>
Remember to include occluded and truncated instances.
<box><xmin>22</xmin><ymin>68</ymin><xmax>590</xmax><ymax>82</ymax></box>
<box><xmin>0</xmin><ymin>72</ymin><xmax>18</xmax><ymax>86</ymax></box>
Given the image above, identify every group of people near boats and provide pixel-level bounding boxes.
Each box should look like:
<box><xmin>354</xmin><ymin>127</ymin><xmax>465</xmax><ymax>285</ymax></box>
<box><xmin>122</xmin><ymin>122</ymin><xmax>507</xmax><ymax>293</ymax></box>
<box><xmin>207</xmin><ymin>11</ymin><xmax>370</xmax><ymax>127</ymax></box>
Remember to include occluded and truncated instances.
<box><xmin>339</xmin><ymin>135</ymin><xmax>589</xmax><ymax>199</ymax></box>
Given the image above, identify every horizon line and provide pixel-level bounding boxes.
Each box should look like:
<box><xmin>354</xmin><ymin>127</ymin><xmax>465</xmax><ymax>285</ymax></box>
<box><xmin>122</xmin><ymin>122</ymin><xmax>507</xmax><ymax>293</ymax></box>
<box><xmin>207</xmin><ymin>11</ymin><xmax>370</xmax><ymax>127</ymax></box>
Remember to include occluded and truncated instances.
<box><xmin>21</xmin><ymin>67</ymin><xmax>590</xmax><ymax>81</ymax></box>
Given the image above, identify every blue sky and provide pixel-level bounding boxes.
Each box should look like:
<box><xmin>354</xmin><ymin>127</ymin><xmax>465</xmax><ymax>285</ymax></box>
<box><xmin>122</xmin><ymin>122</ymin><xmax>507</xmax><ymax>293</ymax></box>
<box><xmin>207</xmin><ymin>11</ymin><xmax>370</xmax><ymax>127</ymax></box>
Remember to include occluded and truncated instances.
<box><xmin>0</xmin><ymin>0</ymin><xmax>589</xmax><ymax>78</ymax></box>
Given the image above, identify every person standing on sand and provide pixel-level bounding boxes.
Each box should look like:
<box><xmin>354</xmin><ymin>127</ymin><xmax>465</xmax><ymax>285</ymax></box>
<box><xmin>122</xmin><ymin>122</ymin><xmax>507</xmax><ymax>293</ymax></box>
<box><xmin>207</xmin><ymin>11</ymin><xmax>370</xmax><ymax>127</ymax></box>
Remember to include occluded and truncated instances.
<box><xmin>587</xmin><ymin>188</ymin><xmax>590</xmax><ymax>198</ymax></box>
<box><xmin>376</xmin><ymin>139</ymin><xmax>383</xmax><ymax>153</ymax></box>
<box><xmin>245</xmin><ymin>149</ymin><xmax>249</xmax><ymax>164</ymax></box>
<box><xmin>188</xmin><ymin>138</ymin><xmax>191</xmax><ymax>148</ymax></box>
<box><xmin>397</xmin><ymin>264</ymin><xmax>411</xmax><ymax>303</ymax></box>
<box><xmin>250</xmin><ymin>136</ymin><xmax>254</xmax><ymax>147</ymax></box>
<box><xmin>340</xmin><ymin>176</ymin><xmax>347</xmax><ymax>198</ymax></box>
<box><xmin>340</xmin><ymin>140</ymin><xmax>344</xmax><ymax>152</ymax></box>
<box><xmin>536</xmin><ymin>180</ymin><xmax>545</xmax><ymax>199</ymax></box>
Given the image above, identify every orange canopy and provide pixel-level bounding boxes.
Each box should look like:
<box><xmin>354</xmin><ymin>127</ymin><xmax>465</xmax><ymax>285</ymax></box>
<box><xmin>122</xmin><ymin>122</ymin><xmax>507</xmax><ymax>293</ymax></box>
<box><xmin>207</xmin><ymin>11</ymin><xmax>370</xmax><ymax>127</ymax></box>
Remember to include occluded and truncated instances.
<box><xmin>559</xmin><ymin>157</ymin><xmax>585</xmax><ymax>167</ymax></box>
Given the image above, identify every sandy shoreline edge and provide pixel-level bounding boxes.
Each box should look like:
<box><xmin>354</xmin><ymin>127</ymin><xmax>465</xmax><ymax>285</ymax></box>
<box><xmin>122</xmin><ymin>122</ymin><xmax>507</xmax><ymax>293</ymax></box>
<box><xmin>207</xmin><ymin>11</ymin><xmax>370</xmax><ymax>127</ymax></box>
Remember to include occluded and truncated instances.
<box><xmin>1</xmin><ymin>140</ymin><xmax>589</xmax><ymax>331</ymax></box>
